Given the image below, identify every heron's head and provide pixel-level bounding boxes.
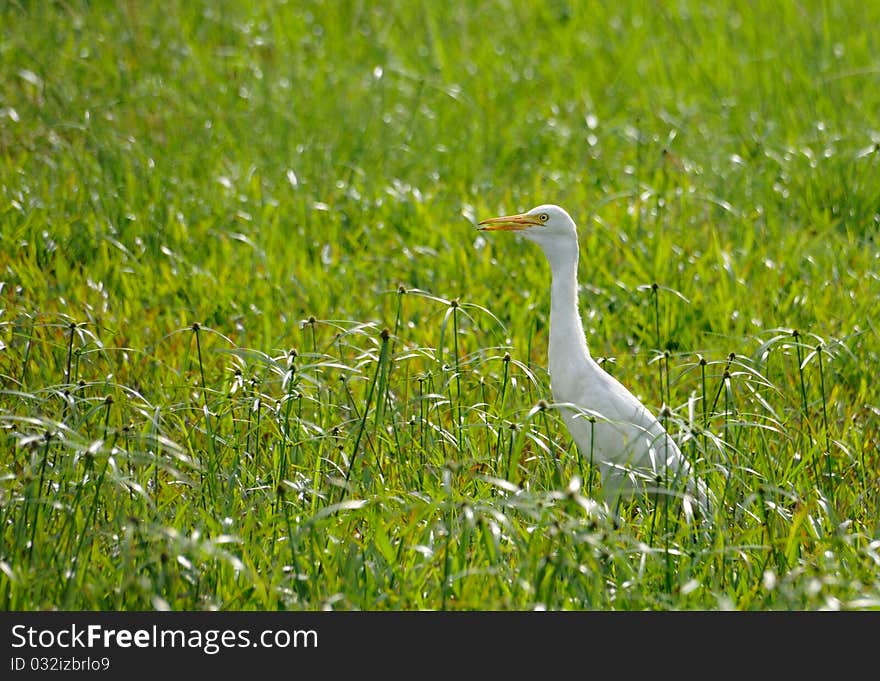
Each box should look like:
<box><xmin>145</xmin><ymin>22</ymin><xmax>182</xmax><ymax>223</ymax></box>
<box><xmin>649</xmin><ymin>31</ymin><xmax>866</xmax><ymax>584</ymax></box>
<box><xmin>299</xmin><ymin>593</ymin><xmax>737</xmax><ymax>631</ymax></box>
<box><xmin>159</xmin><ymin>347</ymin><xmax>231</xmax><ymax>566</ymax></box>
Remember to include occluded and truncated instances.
<box><xmin>478</xmin><ymin>204</ymin><xmax>577</xmax><ymax>247</ymax></box>
<box><xmin>478</xmin><ymin>204</ymin><xmax>579</xmax><ymax>267</ymax></box>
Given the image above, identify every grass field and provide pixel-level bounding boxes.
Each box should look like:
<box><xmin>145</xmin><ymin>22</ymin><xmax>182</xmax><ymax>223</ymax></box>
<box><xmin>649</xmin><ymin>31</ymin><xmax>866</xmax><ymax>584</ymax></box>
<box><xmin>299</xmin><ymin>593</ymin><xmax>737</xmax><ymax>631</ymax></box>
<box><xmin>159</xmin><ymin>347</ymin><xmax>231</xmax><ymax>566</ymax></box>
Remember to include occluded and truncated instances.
<box><xmin>1</xmin><ymin>0</ymin><xmax>879</xmax><ymax>610</ymax></box>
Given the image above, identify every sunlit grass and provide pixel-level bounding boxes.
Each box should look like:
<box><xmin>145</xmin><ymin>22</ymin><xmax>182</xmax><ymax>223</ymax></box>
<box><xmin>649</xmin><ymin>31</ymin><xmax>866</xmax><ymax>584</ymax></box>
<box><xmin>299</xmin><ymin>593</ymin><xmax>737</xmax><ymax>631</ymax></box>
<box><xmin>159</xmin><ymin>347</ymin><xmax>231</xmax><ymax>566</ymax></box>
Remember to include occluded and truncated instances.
<box><xmin>1</xmin><ymin>0</ymin><xmax>879</xmax><ymax>610</ymax></box>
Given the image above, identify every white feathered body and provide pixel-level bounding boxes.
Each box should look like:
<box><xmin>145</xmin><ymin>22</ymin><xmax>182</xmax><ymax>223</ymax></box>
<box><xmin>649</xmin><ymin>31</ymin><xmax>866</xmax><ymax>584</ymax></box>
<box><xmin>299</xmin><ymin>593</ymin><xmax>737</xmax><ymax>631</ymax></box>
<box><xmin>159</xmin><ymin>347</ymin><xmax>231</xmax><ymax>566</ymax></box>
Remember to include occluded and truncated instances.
<box><xmin>533</xmin><ymin>205</ymin><xmax>701</xmax><ymax>508</ymax></box>
<box><xmin>548</xmin><ymin>345</ymin><xmax>690</xmax><ymax>503</ymax></box>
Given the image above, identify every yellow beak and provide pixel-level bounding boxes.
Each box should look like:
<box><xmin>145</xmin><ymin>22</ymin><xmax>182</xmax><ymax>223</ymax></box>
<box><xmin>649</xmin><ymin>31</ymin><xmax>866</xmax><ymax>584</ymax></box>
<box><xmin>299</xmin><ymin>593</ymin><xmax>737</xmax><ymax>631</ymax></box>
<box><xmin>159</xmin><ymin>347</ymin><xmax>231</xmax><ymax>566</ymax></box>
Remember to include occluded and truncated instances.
<box><xmin>478</xmin><ymin>212</ymin><xmax>542</xmax><ymax>232</ymax></box>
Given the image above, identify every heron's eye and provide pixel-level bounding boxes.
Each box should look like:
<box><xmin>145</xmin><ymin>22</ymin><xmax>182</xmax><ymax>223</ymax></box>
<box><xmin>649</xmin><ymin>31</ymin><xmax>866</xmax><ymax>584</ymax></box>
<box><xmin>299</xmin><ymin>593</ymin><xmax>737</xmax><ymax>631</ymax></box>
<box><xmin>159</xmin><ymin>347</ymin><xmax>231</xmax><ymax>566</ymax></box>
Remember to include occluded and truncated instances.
<box><xmin>539</xmin><ymin>213</ymin><xmax>549</xmax><ymax>222</ymax></box>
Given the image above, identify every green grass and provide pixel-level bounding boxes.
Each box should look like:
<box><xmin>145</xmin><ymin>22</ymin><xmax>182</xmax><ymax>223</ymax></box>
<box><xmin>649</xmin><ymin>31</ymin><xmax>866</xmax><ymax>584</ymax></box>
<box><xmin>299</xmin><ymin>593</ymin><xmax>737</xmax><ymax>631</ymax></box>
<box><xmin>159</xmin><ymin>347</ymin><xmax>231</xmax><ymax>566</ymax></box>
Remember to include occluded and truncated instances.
<box><xmin>1</xmin><ymin>0</ymin><xmax>879</xmax><ymax>610</ymax></box>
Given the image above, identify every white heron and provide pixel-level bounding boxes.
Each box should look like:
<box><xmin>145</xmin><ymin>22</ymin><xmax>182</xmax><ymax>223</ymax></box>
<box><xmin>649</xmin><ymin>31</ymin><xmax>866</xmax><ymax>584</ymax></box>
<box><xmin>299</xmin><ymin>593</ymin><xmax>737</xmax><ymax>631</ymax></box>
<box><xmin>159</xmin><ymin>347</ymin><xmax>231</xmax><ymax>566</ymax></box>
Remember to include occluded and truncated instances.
<box><xmin>479</xmin><ymin>204</ymin><xmax>707</xmax><ymax>515</ymax></box>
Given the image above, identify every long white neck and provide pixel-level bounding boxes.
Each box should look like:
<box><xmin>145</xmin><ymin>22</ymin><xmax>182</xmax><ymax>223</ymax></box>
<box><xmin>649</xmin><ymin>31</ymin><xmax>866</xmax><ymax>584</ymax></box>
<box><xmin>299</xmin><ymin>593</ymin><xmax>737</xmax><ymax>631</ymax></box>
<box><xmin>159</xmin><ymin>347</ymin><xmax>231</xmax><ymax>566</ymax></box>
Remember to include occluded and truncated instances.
<box><xmin>544</xmin><ymin>241</ymin><xmax>592</xmax><ymax>375</ymax></box>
